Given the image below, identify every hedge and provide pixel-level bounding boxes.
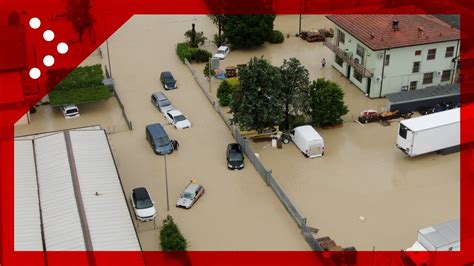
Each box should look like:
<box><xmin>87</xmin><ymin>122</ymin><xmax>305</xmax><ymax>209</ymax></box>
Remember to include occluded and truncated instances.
<box><xmin>49</xmin><ymin>85</ymin><xmax>111</xmax><ymax>106</ymax></box>
<box><xmin>268</xmin><ymin>30</ymin><xmax>284</xmax><ymax>44</ymax></box>
<box><xmin>55</xmin><ymin>64</ymin><xmax>104</xmax><ymax>90</ymax></box>
<box><xmin>176</xmin><ymin>42</ymin><xmax>212</xmax><ymax>63</ymax></box>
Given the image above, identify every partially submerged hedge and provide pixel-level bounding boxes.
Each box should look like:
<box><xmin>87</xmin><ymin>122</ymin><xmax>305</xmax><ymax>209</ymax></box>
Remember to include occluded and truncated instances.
<box><xmin>49</xmin><ymin>64</ymin><xmax>111</xmax><ymax>106</ymax></box>
<box><xmin>49</xmin><ymin>85</ymin><xmax>111</xmax><ymax>106</ymax></box>
<box><xmin>268</xmin><ymin>30</ymin><xmax>284</xmax><ymax>44</ymax></box>
<box><xmin>176</xmin><ymin>42</ymin><xmax>212</xmax><ymax>63</ymax></box>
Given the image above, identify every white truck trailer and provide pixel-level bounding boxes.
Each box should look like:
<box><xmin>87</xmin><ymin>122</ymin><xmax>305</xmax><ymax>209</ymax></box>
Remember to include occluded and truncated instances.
<box><xmin>396</xmin><ymin>108</ymin><xmax>460</xmax><ymax>157</ymax></box>
<box><xmin>401</xmin><ymin>219</ymin><xmax>460</xmax><ymax>265</ymax></box>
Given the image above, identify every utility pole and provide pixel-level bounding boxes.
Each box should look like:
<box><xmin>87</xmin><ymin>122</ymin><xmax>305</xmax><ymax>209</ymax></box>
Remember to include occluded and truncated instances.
<box><xmin>164</xmin><ymin>154</ymin><xmax>169</xmax><ymax>211</ymax></box>
<box><xmin>298</xmin><ymin>0</ymin><xmax>303</xmax><ymax>35</ymax></box>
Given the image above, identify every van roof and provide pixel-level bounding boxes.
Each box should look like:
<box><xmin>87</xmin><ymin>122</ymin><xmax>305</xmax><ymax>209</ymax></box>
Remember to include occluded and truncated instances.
<box><xmin>152</xmin><ymin>92</ymin><xmax>167</xmax><ymax>100</ymax></box>
<box><xmin>294</xmin><ymin>125</ymin><xmax>323</xmax><ymax>141</ymax></box>
<box><xmin>146</xmin><ymin>123</ymin><xmax>167</xmax><ymax>138</ymax></box>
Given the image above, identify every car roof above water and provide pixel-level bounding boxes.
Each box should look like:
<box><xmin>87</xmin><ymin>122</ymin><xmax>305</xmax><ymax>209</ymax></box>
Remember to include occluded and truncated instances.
<box><xmin>184</xmin><ymin>183</ymin><xmax>200</xmax><ymax>193</ymax></box>
<box><xmin>152</xmin><ymin>92</ymin><xmax>168</xmax><ymax>101</ymax></box>
<box><xmin>146</xmin><ymin>123</ymin><xmax>167</xmax><ymax>138</ymax></box>
<box><xmin>132</xmin><ymin>187</ymin><xmax>149</xmax><ymax>200</ymax></box>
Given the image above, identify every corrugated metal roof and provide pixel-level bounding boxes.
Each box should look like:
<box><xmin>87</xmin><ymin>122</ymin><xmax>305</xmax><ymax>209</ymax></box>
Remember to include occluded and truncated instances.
<box><xmin>34</xmin><ymin>132</ymin><xmax>86</xmax><ymax>251</ymax></box>
<box><xmin>401</xmin><ymin>108</ymin><xmax>460</xmax><ymax>132</ymax></box>
<box><xmin>69</xmin><ymin>130</ymin><xmax>141</xmax><ymax>251</ymax></box>
<box><xmin>327</xmin><ymin>15</ymin><xmax>460</xmax><ymax>51</ymax></box>
<box><xmin>14</xmin><ymin>140</ymin><xmax>43</xmax><ymax>251</ymax></box>
<box><xmin>419</xmin><ymin>219</ymin><xmax>460</xmax><ymax>249</ymax></box>
<box><xmin>386</xmin><ymin>84</ymin><xmax>460</xmax><ymax>104</ymax></box>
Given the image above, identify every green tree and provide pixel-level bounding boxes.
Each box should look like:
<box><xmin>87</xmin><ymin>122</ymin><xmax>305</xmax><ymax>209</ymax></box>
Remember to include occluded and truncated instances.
<box><xmin>203</xmin><ymin>62</ymin><xmax>216</xmax><ymax>78</ymax></box>
<box><xmin>66</xmin><ymin>0</ymin><xmax>94</xmax><ymax>42</ymax></box>
<box><xmin>231</xmin><ymin>57</ymin><xmax>284</xmax><ymax>131</ymax></box>
<box><xmin>222</xmin><ymin>15</ymin><xmax>276</xmax><ymax>48</ymax></box>
<box><xmin>208</xmin><ymin>15</ymin><xmax>225</xmax><ymax>38</ymax></box>
<box><xmin>309</xmin><ymin>79</ymin><xmax>349</xmax><ymax>127</ymax></box>
<box><xmin>160</xmin><ymin>215</ymin><xmax>187</xmax><ymax>251</ymax></box>
<box><xmin>279</xmin><ymin>58</ymin><xmax>310</xmax><ymax>129</ymax></box>
<box><xmin>184</xmin><ymin>28</ymin><xmax>207</xmax><ymax>48</ymax></box>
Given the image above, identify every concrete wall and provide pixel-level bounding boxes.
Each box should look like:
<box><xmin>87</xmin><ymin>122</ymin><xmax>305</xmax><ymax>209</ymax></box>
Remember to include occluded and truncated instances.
<box><xmin>331</xmin><ymin>26</ymin><xmax>460</xmax><ymax>98</ymax></box>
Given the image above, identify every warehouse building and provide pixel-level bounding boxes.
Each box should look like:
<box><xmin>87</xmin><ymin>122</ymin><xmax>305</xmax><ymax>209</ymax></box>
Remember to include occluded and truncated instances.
<box><xmin>14</xmin><ymin>127</ymin><xmax>143</xmax><ymax>265</ymax></box>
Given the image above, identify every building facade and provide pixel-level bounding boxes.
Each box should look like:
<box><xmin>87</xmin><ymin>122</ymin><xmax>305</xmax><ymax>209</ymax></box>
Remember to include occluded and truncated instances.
<box><xmin>325</xmin><ymin>15</ymin><xmax>460</xmax><ymax>98</ymax></box>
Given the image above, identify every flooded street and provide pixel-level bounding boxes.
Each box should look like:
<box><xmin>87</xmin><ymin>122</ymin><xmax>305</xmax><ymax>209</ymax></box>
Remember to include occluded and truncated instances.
<box><xmin>15</xmin><ymin>15</ymin><xmax>459</xmax><ymax>251</ymax></box>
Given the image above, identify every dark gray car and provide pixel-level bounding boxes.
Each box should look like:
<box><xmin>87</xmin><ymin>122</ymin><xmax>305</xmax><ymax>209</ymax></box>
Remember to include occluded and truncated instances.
<box><xmin>146</xmin><ymin>123</ymin><xmax>174</xmax><ymax>155</ymax></box>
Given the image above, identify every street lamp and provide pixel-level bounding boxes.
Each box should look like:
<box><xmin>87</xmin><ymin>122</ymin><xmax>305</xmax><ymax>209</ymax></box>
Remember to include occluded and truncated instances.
<box><xmin>162</xmin><ymin>122</ymin><xmax>174</xmax><ymax>212</ymax></box>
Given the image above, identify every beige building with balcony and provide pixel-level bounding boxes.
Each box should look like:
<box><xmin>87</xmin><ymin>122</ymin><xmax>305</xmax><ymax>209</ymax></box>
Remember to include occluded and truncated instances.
<box><xmin>325</xmin><ymin>15</ymin><xmax>460</xmax><ymax>98</ymax></box>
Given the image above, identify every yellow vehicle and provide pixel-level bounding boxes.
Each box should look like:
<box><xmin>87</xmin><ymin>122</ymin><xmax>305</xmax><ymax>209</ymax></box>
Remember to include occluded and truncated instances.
<box><xmin>239</xmin><ymin>126</ymin><xmax>280</xmax><ymax>141</ymax></box>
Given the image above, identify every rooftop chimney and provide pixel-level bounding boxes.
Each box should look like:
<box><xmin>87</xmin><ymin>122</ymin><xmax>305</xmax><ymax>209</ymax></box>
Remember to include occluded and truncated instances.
<box><xmin>392</xmin><ymin>20</ymin><xmax>400</xmax><ymax>31</ymax></box>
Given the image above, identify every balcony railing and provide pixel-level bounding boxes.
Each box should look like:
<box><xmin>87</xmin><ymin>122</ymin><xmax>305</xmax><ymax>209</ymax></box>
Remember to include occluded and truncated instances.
<box><xmin>324</xmin><ymin>40</ymin><xmax>374</xmax><ymax>78</ymax></box>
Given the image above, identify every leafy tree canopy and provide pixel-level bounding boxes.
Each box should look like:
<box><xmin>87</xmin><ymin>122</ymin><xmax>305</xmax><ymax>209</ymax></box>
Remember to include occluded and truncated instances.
<box><xmin>309</xmin><ymin>78</ymin><xmax>349</xmax><ymax>127</ymax></box>
<box><xmin>222</xmin><ymin>15</ymin><xmax>276</xmax><ymax>48</ymax></box>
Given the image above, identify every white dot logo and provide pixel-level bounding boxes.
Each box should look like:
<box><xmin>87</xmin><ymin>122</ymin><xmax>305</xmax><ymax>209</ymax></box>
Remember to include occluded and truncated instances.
<box><xmin>57</xmin><ymin>42</ymin><xmax>69</xmax><ymax>54</ymax></box>
<box><xmin>43</xmin><ymin>30</ymin><xmax>55</xmax><ymax>42</ymax></box>
<box><xmin>29</xmin><ymin>18</ymin><xmax>41</xmax><ymax>29</ymax></box>
<box><xmin>29</xmin><ymin>68</ymin><xmax>41</xmax><ymax>79</ymax></box>
<box><xmin>43</xmin><ymin>55</ymin><xmax>55</xmax><ymax>67</ymax></box>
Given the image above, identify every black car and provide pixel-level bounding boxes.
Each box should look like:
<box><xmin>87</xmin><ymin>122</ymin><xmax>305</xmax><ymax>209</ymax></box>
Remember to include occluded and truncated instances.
<box><xmin>160</xmin><ymin>71</ymin><xmax>177</xmax><ymax>90</ymax></box>
<box><xmin>226</xmin><ymin>143</ymin><xmax>244</xmax><ymax>170</ymax></box>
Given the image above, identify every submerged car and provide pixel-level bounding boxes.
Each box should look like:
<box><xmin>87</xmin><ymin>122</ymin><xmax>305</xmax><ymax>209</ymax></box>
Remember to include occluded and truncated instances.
<box><xmin>61</xmin><ymin>104</ymin><xmax>80</xmax><ymax>119</ymax></box>
<box><xmin>165</xmin><ymin>109</ymin><xmax>192</xmax><ymax>129</ymax></box>
<box><xmin>213</xmin><ymin>46</ymin><xmax>229</xmax><ymax>60</ymax></box>
<box><xmin>226</xmin><ymin>143</ymin><xmax>244</xmax><ymax>170</ymax></box>
<box><xmin>131</xmin><ymin>187</ymin><xmax>157</xmax><ymax>222</ymax></box>
<box><xmin>176</xmin><ymin>180</ymin><xmax>205</xmax><ymax>209</ymax></box>
<box><xmin>160</xmin><ymin>71</ymin><xmax>177</xmax><ymax>90</ymax></box>
<box><xmin>151</xmin><ymin>92</ymin><xmax>174</xmax><ymax>114</ymax></box>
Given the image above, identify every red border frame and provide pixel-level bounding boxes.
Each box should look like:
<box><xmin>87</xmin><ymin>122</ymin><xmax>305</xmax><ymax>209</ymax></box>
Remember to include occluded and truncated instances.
<box><xmin>1</xmin><ymin>0</ymin><xmax>473</xmax><ymax>265</ymax></box>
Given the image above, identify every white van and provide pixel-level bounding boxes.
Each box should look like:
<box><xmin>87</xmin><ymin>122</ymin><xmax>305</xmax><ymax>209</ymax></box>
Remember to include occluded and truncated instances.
<box><xmin>289</xmin><ymin>125</ymin><xmax>324</xmax><ymax>158</ymax></box>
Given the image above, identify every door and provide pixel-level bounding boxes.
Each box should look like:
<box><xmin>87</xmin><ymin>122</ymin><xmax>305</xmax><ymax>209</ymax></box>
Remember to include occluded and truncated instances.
<box><xmin>367</xmin><ymin>78</ymin><xmax>372</xmax><ymax>95</ymax></box>
<box><xmin>346</xmin><ymin>65</ymin><xmax>351</xmax><ymax>78</ymax></box>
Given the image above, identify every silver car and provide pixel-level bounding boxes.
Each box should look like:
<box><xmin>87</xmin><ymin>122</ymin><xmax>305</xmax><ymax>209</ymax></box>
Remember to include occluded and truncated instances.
<box><xmin>176</xmin><ymin>180</ymin><xmax>205</xmax><ymax>209</ymax></box>
<box><xmin>151</xmin><ymin>92</ymin><xmax>174</xmax><ymax>114</ymax></box>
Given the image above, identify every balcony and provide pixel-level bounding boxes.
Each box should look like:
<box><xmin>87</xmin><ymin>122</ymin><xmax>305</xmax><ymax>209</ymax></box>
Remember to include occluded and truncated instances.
<box><xmin>324</xmin><ymin>40</ymin><xmax>374</xmax><ymax>78</ymax></box>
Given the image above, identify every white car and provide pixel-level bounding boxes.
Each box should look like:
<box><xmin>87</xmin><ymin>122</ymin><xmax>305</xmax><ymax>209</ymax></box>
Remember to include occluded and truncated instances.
<box><xmin>61</xmin><ymin>104</ymin><xmax>80</xmax><ymax>119</ymax></box>
<box><xmin>176</xmin><ymin>179</ymin><xmax>205</xmax><ymax>209</ymax></box>
<box><xmin>165</xmin><ymin>109</ymin><xmax>191</xmax><ymax>129</ymax></box>
<box><xmin>131</xmin><ymin>187</ymin><xmax>157</xmax><ymax>222</ymax></box>
<box><xmin>213</xmin><ymin>46</ymin><xmax>229</xmax><ymax>60</ymax></box>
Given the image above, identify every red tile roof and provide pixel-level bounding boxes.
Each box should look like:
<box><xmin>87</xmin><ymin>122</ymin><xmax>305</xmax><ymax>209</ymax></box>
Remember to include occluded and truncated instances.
<box><xmin>326</xmin><ymin>15</ymin><xmax>460</xmax><ymax>51</ymax></box>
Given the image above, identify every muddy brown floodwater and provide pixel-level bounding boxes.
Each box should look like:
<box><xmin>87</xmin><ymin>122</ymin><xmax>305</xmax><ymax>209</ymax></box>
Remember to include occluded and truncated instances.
<box><xmin>15</xmin><ymin>15</ymin><xmax>459</xmax><ymax>251</ymax></box>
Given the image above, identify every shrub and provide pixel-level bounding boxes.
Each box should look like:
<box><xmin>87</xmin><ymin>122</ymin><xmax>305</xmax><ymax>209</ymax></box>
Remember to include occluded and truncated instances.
<box><xmin>30</xmin><ymin>107</ymin><xmax>37</xmax><ymax>114</ymax></box>
<box><xmin>268</xmin><ymin>30</ymin><xmax>284</xmax><ymax>44</ymax></box>
<box><xmin>176</xmin><ymin>42</ymin><xmax>212</xmax><ymax>63</ymax></box>
<box><xmin>55</xmin><ymin>64</ymin><xmax>104</xmax><ymax>90</ymax></box>
<box><xmin>203</xmin><ymin>62</ymin><xmax>216</xmax><ymax>78</ymax></box>
<box><xmin>190</xmin><ymin>48</ymin><xmax>212</xmax><ymax>63</ymax></box>
<box><xmin>217</xmin><ymin>78</ymin><xmax>238</xmax><ymax>107</ymax></box>
<box><xmin>160</xmin><ymin>215</ymin><xmax>187</xmax><ymax>251</ymax></box>
<box><xmin>176</xmin><ymin>42</ymin><xmax>192</xmax><ymax>62</ymax></box>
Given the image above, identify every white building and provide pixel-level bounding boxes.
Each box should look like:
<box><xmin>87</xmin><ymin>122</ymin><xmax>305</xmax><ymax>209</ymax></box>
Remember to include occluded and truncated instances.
<box><xmin>325</xmin><ymin>15</ymin><xmax>460</xmax><ymax>98</ymax></box>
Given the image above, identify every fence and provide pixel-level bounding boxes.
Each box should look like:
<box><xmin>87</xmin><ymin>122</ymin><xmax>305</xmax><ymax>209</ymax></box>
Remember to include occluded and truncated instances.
<box><xmin>184</xmin><ymin>58</ymin><xmax>323</xmax><ymax>252</ymax></box>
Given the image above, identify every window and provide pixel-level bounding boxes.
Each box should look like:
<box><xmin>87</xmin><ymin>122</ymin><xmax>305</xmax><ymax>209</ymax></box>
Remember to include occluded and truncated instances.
<box><xmin>427</xmin><ymin>49</ymin><xmax>436</xmax><ymax>60</ymax></box>
<box><xmin>412</xmin><ymin>62</ymin><xmax>420</xmax><ymax>73</ymax></box>
<box><xmin>423</xmin><ymin>72</ymin><xmax>434</xmax><ymax>84</ymax></box>
<box><xmin>384</xmin><ymin>54</ymin><xmax>390</xmax><ymax>66</ymax></box>
<box><xmin>409</xmin><ymin>81</ymin><xmax>418</xmax><ymax>90</ymax></box>
<box><xmin>337</xmin><ymin>29</ymin><xmax>345</xmax><ymax>46</ymax></box>
<box><xmin>415</xmin><ymin>50</ymin><xmax>422</xmax><ymax>56</ymax></box>
<box><xmin>335</xmin><ymin>55</ymin><xmax>343</xmax><ymax>66</ymax></box>
<box><xmin>441</xmin><ymin>70</ymin><xmax>451</xmax><ymax>82</ymax></box>
<box><xmin>445</xmin><ymin>46</ymin><xmax>454</xmax><ymax>58</ymax></box>
<box><xmin>353</xmin><ymin>69</ymin><xmax>363</xmax><ymax>82</ymax></box>
<box><xmin>399</xmin><ymin>124</ymin><xmax>408</xmax><ymax>139</ymax></box>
